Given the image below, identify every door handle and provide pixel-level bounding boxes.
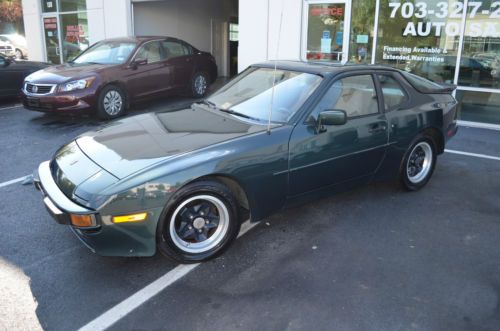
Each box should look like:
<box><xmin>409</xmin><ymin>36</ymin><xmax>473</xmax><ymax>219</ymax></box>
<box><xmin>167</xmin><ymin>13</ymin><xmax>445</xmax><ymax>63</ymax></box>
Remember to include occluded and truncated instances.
<box><xmin>369</xmin><ymin>124</ymin><xmax>387</xmax><ymax>133</ymax></box>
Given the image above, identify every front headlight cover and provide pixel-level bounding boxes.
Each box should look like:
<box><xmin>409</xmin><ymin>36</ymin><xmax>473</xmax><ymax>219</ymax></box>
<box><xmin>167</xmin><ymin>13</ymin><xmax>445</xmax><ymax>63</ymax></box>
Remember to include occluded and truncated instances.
<box><xmin>60</xmin><ymin>77</ymin><xmax>95</xmax><ymax>92</ymax></box>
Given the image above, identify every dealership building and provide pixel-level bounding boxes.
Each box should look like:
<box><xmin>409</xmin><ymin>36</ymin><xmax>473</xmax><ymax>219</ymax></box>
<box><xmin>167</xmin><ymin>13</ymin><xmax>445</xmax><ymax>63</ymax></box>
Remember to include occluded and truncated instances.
<box><xmin>20</xmin><ymin>0</ymin><xmax>500</xmax><ymax>127</ymax></box>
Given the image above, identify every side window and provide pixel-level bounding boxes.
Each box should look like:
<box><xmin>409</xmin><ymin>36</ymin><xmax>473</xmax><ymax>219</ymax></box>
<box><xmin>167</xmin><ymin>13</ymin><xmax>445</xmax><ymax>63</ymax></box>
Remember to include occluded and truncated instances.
<box><xmin>135</xmin><ymin>41</ymin><xmax>163</xmax><ymax>63</ymax></box>
<box><xmin>377</xmin><ymin>74</ymin><xmax>408</xmax><ymax>111</ymax></box>
<box><xmin>162</xmin><ymin>41</ymin><xmax>189</xmax><ymax>59</ymax></box>
<box><xmin>315</xmin><ymin>75</ymin><xmax>379</xmax><ymax>118</ymax></box>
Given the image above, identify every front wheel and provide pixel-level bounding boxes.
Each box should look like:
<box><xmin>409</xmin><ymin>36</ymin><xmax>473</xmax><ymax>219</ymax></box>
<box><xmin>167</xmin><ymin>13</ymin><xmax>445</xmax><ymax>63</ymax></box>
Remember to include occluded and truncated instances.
<box><xmin>97</xmin><ymin>85</ymin><xmax>127</xmax><ymax>120</ymax></box>
<box><xmin>157</xmin><ymin>181</ymin><xmax>241</xmax><ymax>263</ymax></box>
<box><xmin>15</xmin><ymin>49</ymin><xmax>23</xmax><ymax>59</ymax></box>
<box><xmin>400</xmin><ymin>136</ymin><xmax>437</xmax><ymax>191</ymax></box>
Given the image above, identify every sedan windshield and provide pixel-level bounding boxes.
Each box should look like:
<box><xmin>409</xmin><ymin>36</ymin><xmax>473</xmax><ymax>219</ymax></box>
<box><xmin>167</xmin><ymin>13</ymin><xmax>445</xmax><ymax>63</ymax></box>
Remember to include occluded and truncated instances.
<box><xmin>73</xmin><ymin>41</ymin><xmax>136</xmax><ymax>65</ymax></box>
<box><xmin>207</xmin><ymin>67</ymin><xmax>322</xmax><ymax>123</ymax></box>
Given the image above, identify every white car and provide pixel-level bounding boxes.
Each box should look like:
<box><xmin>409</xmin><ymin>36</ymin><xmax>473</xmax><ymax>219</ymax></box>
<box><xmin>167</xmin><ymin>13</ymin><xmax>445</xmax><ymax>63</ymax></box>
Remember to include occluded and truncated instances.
<box><xmin>0</xmin><ymin>40</ymin><xmax>15</xmax><ymax>58</ymax></box>
<box><xmin>0</xmin><ymin>34</ymin><xmax>28</xmax><ymax>59</ymax></box>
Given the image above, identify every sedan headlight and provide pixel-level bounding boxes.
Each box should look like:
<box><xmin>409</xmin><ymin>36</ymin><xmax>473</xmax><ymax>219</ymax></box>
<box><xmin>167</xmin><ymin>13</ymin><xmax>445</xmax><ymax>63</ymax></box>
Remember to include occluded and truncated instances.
<box><xmin>59</xmin><ymin>77</ymin><xmax>95</xmax><ymax>92</ymax></box>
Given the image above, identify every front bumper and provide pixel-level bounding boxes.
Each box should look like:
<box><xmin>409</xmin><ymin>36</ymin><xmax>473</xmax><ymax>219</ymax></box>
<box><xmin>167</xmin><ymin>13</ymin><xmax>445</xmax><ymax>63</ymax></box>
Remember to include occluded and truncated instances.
<box><xmin>34</xmin><ymin>161</ymin><xmax>161</xmax><ymax>257</ymax></box>
<box><xmin>22</xmin><ymin>89</ymin><xmax>96</xmax><ymax>113</ymax></box>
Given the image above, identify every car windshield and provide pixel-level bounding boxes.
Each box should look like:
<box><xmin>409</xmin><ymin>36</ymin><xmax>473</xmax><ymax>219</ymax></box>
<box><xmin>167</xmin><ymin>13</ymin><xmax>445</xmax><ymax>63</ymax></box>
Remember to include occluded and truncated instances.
<box><xmin>72</xmin><ymin>41</ymin><xmax>136</xmax><ymax>65</ymax></box>
<box><xmin>207</xmin><ymin>67</ymin><xmax>322</xmax><ymax>123</ymax></box>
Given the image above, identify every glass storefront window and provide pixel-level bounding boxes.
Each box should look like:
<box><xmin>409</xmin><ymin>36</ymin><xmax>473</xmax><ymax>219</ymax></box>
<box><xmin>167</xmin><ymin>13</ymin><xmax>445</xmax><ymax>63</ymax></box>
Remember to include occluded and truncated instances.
<box><xmin>459</xmin><ymin>1</ymin><xmax>500</xmax><ymax>88</ymax></box>
<box><xmin>60</xmin><ymin>0</ymin><xmax>86</xmax><ymax>12</ymax></box>
<box><xmin>60</xmin><ymin>12</ymin><xmax>88</xmax><ymax>62</ymax></box>
<box><xmin>42</xmin><ymin>0</ymin><xmax>57</xmax><ymax>12</ymax></box>
<box><xmin>348</xmin><ymin>0</ymin><xmax>376</xmax><ymax>64</ymax></box>
<box><xmin>376</xmin><ymin>0</ymin><xmax>465</xmax><ymax>83</ymax></box>
<box><xmin>305</xmin><ymin>2</ymin><xmax>347</xmax><ymax>62</ymax></box>
<box><xmin>456</xmin><ymin>90</ymin><xmax>500</xmax><ymax>124</ymax></box>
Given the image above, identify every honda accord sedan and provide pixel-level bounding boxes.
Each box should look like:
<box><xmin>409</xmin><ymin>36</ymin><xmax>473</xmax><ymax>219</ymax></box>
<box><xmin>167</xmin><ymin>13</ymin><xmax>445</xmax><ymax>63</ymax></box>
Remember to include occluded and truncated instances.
<box><xmin>22</xmin><ymin>36</ymin><xmax>217</xmax><ymax>119</ymax></box>
<box><xmin>34</xmin><ymin>62</ymin><xmax>458</xmax><ymax>263</ymax></box>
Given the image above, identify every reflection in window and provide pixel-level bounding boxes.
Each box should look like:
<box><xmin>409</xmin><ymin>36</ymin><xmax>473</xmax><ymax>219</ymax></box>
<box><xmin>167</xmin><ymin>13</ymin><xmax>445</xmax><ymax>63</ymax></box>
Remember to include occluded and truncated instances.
<box><xmin>136</xmin><ymin>42</ymin><xmax>163</xmax><ymax>63</ymax></box>
<box><xmin>378</xmin><ymin>74</ymin><xmax>407</xmax><ymax>110</ymax></box>
<box><xmin>459</xmin><ymin>3</ymin><xmax>500</xmax><ymax>89</ymax></box>
<box><xmin>457</xmin><ymin>90</ymin><xmax>500</xmax><ymax>124</ymax></box>
<box><xmin>208</xmin><ymin>68</ymin><xmax>322</xmax><ymax>123</ymax></box>
<box><xmin>316</xmin><ymin>75</ymin><xmax>378</xmax><ymax>118</ymax></box>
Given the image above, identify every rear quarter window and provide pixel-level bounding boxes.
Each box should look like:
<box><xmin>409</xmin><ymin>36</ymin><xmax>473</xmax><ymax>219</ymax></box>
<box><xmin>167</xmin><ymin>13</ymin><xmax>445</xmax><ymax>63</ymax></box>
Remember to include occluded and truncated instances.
<box><xmin>402</xmin><ymin>71</ymin><xmax>447</xmax><ymax>93</ymax></box>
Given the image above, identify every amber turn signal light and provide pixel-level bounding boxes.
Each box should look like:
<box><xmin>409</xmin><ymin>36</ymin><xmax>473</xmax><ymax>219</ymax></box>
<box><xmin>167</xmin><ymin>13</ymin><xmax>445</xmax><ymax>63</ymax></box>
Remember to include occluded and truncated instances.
<box><xmin>113</xmin><ymin>212</ymin><xmax>148</xmax><ymax>224</ymax></box>
<box><xmin>70</xmin><ymin>214</ymin><xmax>95</xmax><ymax>227</ymax></box>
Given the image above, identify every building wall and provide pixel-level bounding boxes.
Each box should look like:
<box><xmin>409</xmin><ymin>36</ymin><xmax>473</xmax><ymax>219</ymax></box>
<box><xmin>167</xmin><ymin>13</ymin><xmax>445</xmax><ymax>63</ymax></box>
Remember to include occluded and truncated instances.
<box><xmin>22</xmin><ymin>0</ymin><xmax>44</xmax><ymax>61</ymax></box>
<box><xmin>132</xmin><ymin>0</ymin><xmax>237</xmax><ymax>76</ymax></box>
<box><xmin>22</xmin><ymin>0</ymin><xmax>133</xmax><ymax>62</ymax></box>
<box><xmin>238</xmin><ymin>0</ymin><xmax>303</xmax><ymax>72</ymax></box>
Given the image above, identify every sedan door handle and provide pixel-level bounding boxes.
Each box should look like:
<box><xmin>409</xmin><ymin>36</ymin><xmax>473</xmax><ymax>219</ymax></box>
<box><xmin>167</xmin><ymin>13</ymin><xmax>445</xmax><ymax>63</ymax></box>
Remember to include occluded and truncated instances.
<box><xmin>369</xmin><ymin>124</ymin><xmax>387</xmax><ymax>133</ymax></box>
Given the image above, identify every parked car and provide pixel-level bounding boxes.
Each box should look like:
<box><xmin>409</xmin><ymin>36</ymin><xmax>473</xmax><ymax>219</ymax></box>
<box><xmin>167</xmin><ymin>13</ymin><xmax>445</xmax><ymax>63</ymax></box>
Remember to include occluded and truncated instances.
<box><xmin>0</xmin><ymin>34</ymin><xmax>28</xmax><ymax>59</ymax></box>
<box><xmin>0</xmin><ymin>54</ymin><xmax>50</xmax><ymax>98</ymax></box>
<box><xmin>21</xmin><ymin>36</ymin><xmax>218</xmax><ymax>119</ymax></box>
<box><xmin>0</xmin><ymin>40</ymin><xmax>15</xmax><ymax>58</ymax></box>
<box><xmin>34</xmin><ymin>62</ymin><xmax>458</xmax><ymax>263</ymax></box>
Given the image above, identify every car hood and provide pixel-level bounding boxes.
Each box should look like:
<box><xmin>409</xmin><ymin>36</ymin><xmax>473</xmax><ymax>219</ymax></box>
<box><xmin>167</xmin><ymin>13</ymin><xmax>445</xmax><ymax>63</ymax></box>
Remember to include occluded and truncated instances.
<box><xmin>75</xmin><ymin>107</ymin><xmax>268</xmax><ymax>179</ymax></box>
<box><xmin>26</xmin><ymin>63</ymin><xmax>115</xmax><ymax>84</ymax></box>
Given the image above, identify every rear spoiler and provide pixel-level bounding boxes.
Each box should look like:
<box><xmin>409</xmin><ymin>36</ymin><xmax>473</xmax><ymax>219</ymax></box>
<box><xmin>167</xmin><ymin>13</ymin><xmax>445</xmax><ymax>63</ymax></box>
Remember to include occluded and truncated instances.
<box><xmin>430</xmin><ymin>83</ymin><xmax>457</xmax><ymax>94</ymax></box>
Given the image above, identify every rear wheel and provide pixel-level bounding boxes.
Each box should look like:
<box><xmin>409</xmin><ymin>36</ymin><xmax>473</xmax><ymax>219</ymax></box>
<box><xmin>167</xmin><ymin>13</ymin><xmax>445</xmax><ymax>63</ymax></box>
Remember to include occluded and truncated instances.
<box><xmin>97</xmin><ymin>85</ymin><xmax>127</xmax><ymax>120</ymax></box>
<box><xmin>190</xmin><ymin>72</ymin><xmax>209</xmax><ymax>98</ymax></box>
<box><xmin>400</xmin><ymin>135</ymin><xmax>437</xmax><ymax>191</ymax></box>
<box><xmin>157</xmin><ymin>180</ymin><xmax>240</xmax><ymax>263</ymax></box>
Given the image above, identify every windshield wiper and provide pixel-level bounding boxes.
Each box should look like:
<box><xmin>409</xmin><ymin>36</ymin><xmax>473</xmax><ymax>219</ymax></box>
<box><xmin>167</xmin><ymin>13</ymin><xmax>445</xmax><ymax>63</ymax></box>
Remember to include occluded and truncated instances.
<box><xmin>197</xmin><ymin>99</ymin><xmax>217</xmax><ymax>109</ymax></box>
<box><xmin>219</xmin><ymin>108</ymin><xmax>264</xmax><ymax>122</ymax></box>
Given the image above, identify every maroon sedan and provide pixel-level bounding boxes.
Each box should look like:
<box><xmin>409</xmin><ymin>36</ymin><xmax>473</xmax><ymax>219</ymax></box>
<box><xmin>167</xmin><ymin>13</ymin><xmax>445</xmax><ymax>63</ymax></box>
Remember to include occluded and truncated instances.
<box><xmin>21</xmin><ymin>36</ymin><xmax>217</xmax><ymax>119</ymax></box>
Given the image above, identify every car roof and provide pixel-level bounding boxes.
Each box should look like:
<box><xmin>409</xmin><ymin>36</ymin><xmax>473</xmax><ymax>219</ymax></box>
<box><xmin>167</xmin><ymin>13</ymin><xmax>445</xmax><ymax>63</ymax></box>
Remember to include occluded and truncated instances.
<box><xmin>252</xmin><ymin>60</ymin><xmax>402</xmax><ymax>77</ymax></box>
<box><xmin>100</xmin><ymin>36</ymin><xmax>184</xmax><ymax>44</ymax></box>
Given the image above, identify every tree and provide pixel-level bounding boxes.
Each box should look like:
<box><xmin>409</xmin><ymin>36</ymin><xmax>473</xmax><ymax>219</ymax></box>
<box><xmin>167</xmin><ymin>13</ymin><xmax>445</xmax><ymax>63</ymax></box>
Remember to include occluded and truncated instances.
<box><xmin>0</xmin><ymin>0</ymin><xmax>23</xmax><ymax>24</ymax></box>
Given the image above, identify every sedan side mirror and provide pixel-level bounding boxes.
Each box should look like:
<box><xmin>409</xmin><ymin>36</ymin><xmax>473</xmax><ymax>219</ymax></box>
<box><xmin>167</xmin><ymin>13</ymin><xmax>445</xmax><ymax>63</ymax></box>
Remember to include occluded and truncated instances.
<box><xmin>315</xmin><ymin>110</ymin><xmax>347</xmax><ymax>134</ymax></box>
<box><xmin>130</xmin><ymin>58</ymin><xmax>148</xmax><ymax>69</ymax></box>
<box><xmin>318</xmin><ymin>109</ymin><xmax>347</xmax><ymax>125</ymax></box>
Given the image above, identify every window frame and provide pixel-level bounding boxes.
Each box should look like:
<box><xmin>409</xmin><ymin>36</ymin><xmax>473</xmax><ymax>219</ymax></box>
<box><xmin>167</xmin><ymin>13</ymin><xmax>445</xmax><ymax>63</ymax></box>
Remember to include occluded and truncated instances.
<box><xmin>306</xmin><ymin>71</ymin><xmax>382</xmax><ymax>121</ymax></box>
<box><xmin>161</xmin><ymin>39</ymin><xmax>192</xmax><ymax>60</ymax></box>
<box><xmin>131</xmin><ymin>40</ymin><xmax>164</xmax><ymax>65</ymax></box>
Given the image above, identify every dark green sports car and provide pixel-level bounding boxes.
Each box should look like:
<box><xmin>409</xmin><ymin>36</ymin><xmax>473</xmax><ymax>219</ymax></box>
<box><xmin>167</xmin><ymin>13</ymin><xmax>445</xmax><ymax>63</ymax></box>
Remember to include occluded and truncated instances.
<box><xmin>34</xmin><ymin>61</ymin><xmax>458</xmax><ymax>263</ymax></box>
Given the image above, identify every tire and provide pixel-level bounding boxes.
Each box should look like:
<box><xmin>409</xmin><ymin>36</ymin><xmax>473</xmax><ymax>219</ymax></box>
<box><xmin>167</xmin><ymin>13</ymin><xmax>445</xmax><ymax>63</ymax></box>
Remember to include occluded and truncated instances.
<box><xmin>15</xmin><ymin>49</ymin><xmax>23</xmax><ymax>59</ymax></box>
<box><xmin>190</xmin><ymin>72</ymin><xmax>209</xmax><ymax>98</ymax></box>
<box><xmin>400</xmin><ymin>135</ymin><xmax>437</xmax><ymax>191</ymax></box>
<box><xmin>157</xmin><ymin>180</ymin><xmax>241</xmax><ymax>263</ymax></box>
<box><xmin>97</xmin><ymin>85</ymin><xmax>127</xmax><ymax>120</ymax></box>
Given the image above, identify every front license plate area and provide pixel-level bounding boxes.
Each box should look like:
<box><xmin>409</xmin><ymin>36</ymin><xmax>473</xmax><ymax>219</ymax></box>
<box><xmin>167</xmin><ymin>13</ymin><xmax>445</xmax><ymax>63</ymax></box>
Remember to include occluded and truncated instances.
<box><xmin>27</xmin><ymin>97</ymin><xmax>40</xmax><ymax>107</ymax></box>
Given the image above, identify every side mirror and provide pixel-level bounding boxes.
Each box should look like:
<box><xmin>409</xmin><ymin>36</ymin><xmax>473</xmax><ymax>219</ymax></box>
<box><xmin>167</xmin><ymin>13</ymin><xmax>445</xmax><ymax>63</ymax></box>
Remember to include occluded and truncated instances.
<box><xmin>130</xmin><ymin>58</ymin><xmax>148</xmax><ymax>69</ymax></box>
<box><xmin>314</xmin><ymin>110</ymin><xmax>347</xmax><ymax>134</ymax></box>
<box><xmin>318</xmin><ymin>110</ymin><xmax>347</xmax><ymax>126</ymax></box>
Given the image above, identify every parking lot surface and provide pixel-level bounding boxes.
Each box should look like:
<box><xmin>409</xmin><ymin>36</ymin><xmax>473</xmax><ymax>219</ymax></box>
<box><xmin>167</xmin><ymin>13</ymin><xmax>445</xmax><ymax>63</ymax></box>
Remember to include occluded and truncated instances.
<box><xmin>1</xmin><ymin>96</ymin><xmax>499</xmax><ymax>331</ymax></box>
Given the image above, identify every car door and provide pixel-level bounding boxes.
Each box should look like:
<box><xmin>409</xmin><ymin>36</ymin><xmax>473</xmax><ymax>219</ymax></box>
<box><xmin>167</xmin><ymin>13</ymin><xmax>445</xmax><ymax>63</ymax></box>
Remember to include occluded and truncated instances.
<box><xmin>288</xmin><ymin>73</ymin><xmax>388</xmax><ymax>196</ymax></box>
<box><xmin>161</xmin><ymin>39</ymin><xmax>193</xmax><ymax>90</ymax></box>
<box><xmin>0</xmin><ymin>56</ymin><xmax>25</xmax><ymax>97</ymax></box>
<box><xmin>125</xmin><ymin>40</ymin><xmax>166</xmax><ymax>99</ymax></box>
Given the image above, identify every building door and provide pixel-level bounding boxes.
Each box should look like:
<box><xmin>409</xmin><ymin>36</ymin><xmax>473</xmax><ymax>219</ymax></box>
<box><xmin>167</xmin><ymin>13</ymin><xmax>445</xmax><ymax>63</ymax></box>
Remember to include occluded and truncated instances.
<box><xmin>302</xmin><ymin>0</ymin><xmax>351</xmax><ymax>63</ymax></box>
<box><xmin>43</xmin><ymin>16</ymin><xmax>61</xmax><ymax>64</ymax></box>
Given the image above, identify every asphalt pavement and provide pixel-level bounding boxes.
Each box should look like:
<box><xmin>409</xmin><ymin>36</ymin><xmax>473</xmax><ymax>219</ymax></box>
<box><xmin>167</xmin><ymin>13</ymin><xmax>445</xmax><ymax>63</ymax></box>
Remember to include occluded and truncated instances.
<box><xmin>0</xmin><ymin>96</ymin><xmax>499</xmax><ymax>331</ymax></box>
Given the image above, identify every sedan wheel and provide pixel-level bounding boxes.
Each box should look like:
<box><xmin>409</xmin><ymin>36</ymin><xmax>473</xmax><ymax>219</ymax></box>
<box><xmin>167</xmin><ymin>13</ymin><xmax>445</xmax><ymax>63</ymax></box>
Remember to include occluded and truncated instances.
<box><xmin>15</xmin><ymin>49</ymin><xmax>23</xmax><ymax>59</ymax></box>
<box><xmin>401</xmin><ymin>136</ymin><xmax>437</xmax><ymax>191</ymax></box>
<box><xmin>157</xmin><ymin>180</ymin><xmax>241</xmax><ymax>263</ymax></box>
<box><xmin>191</xmin><ymin>72</ymin><xmax>208</xmax><ymax>98</ymax></box>
<box><xmin>103</xmin><ymin>90</ymin><xmax>123</xmax><ymax>116</ymax></box>
<box><xmin>97</xmin><ymin>85</ymin><xmax>127</xmax><ymax>119</ymax></box>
